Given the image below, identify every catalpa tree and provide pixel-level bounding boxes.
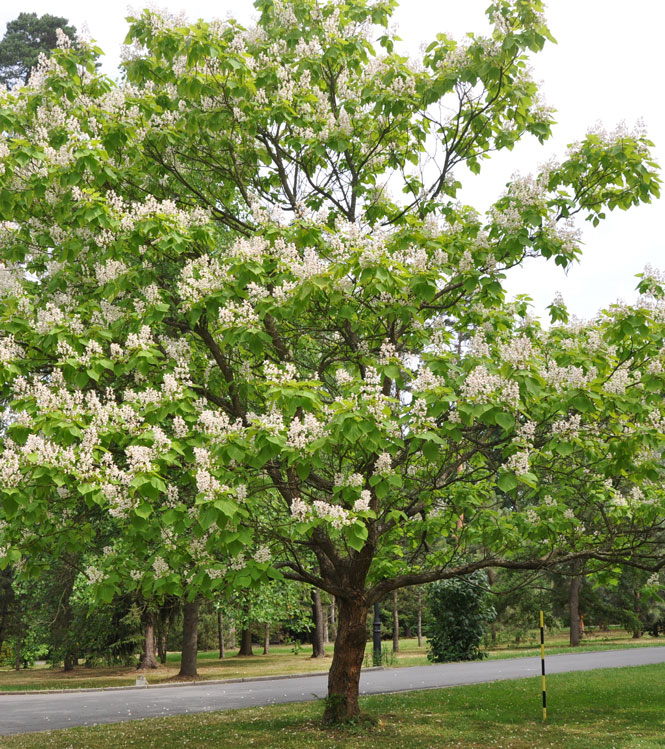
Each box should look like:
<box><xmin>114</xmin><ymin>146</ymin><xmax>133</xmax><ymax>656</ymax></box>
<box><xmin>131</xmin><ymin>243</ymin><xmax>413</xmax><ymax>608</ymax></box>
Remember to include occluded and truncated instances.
<box><xmin>0</xmin><ymin>0</ymin><xmax>664</xmax><ymax>723</ymax></box>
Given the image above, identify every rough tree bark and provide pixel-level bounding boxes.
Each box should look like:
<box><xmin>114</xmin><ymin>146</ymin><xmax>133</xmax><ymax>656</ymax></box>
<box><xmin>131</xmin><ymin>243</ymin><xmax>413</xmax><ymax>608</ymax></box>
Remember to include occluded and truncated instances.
<box><xmin>217</xmin><ymin>610</ymin><xmax>225</xmax><ymax>659</ymax></box>
<box><xmin>311</xmin><ymin>589</ymin><xmax>325</xmax><ymax>658</ymax></box>
<box><xmin>322</xmin><ymin>593</ymin><xmax>368</xmax><ymax>724</ymax></box>
<box><xmin>178</xmin><ymin>600</ymin><xmax>199</xmax><ymax>678</ymax></box>
<box><xmin>392</xmin><ymin>590</ymin><xmax>399</xmax><ymax>654</ymax></box>
<box><xmin>263</xmin><ymin>622</ymin><xmax>270</xmax><ymax>655</ymax></box>
<box><xmin>417</xmin><ymin>588</ymin><xmax>423</xmax><ymax>648</ymax></box>
<box><xmin>237</xmin><ymin>627</ymin><xmax>254</xmax><ymax>656</ymax></box>
<box><xmin>137</xmin><ymin>609</ymin><xmax>159</xmax><ymax>669</ymax></box>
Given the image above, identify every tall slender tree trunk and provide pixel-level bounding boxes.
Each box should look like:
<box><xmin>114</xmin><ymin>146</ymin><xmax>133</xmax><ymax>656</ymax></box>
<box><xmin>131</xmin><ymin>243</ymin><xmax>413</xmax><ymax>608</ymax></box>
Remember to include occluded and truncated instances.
<box><xmin>137</xmin><ymin>609</ymin><xmax>159</xmax><ymax>669</ymax></box>
<box><xmin>392</xmin><ymin>590</ymin><xmax>399</xmax><ymax>653</ymax></box>
<box><xmin>263</xmin><ymin>623</ymin><xmax>270</xmax><ymax>655</ymax></box>
<box><xmin>311</xmin><ymin>589</ymin><xmax>325</xmax><ymax>658</ymax></box>
<box><xmin>570</xmin><ymin>574</ymin><xmax>582</xmax><ymax>647</ymax></box>
<box><xmin>238</xmin><ymin>627</ymin><xmax>253</xmax><ymax>656</ymax></box>
<box><xmin>633</xmin><ymin>591</ymin><xmax>643</xmax><ymax>638</ymax></box>
<box><xmin>178</xmin><ymin>600</ymin><xmax>199</xmax><ymax>678</ymax></box>
<box><xmin>14</xmin><ymin>616</ymin><xmax>22</xmax><ymax>671</ymax></box>
<box><xmin>323</xmin><ymin>606</ymin><xmax>329</xmax><ymax>644</ymax></box>
<box><xmin>217</xmin><ymin>610</ymin><xmax>225</xmax><ymax>659</ymax></box>
<box><xmin>330</xmin><ymin>596</ymin><xmax>336</xmax><ymax>642</ymax></box>
<box><xmin>417</xmin><ymin>588</ymin><xmax>423</xmax><ymax>648</ymax></box>
<box><xmin>323</xmin><ymin>594</ymin><xmax>368</xmax><ymax>724</ymax></box>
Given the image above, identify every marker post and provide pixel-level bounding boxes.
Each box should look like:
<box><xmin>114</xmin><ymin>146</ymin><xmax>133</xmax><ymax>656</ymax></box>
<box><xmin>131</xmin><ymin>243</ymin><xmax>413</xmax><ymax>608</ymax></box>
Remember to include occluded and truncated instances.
<box><xmin>540</xmin><ymin>609</ymin><xmax>547</xmax><ymax>721</ymax></box>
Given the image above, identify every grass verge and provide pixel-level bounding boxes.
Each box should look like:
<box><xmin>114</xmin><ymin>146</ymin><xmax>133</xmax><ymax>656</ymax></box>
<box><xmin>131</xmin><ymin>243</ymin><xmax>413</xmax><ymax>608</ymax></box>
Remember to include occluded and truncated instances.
<box><xmin>1</xmin><ymin>663</ymin><xmax>664</xmax><ymax>748</ymax></box>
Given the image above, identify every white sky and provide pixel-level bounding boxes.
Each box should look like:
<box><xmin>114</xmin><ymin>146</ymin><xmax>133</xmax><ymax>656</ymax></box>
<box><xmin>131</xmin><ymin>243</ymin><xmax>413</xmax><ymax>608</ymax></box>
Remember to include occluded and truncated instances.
<box><xmin>2</xmin><ymin>1</ymin><xmax>664</xmax><ymax>321</ymax></box>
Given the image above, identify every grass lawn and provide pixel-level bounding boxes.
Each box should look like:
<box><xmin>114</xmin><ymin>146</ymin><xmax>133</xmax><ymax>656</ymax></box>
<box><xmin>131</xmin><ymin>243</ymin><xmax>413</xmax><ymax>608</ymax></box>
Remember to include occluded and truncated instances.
<box><xmin>0</xmin><ymin>628</ymin><xmax>662</xmax><ymax>692</ymax></box>
<box><xmin>1</xmin><ymin>663</ymin><xmax>664</xmax><ymax>748</ymax></box>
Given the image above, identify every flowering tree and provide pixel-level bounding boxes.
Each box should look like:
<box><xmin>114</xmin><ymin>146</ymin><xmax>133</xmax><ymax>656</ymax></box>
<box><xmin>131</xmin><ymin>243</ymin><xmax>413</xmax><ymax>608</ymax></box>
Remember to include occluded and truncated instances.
<box><xmin>0</xmin><ymin>0</ymin><xmax>664</xmax><ymax>722</ymax></box>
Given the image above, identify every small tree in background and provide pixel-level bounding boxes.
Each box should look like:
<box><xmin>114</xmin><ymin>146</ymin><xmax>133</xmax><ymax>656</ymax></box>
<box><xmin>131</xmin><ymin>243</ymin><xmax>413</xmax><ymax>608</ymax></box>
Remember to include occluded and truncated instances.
<box><xmin>426</xmin><ymin>572</ymin><xmax>496</xmax><ymax>663</ymax></box>
<box><xmin>0</xmin><ymin>13</ymin><xmax>77</xmax><ymax>88</ymax></box>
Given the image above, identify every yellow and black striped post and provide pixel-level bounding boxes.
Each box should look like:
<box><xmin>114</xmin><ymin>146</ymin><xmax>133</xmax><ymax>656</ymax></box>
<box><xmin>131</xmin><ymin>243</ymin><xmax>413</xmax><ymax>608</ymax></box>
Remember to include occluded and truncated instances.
<box><xmin>540</xmin><ymin>609</ymin><xmax>547</xmax><ymax>721</ymax></box>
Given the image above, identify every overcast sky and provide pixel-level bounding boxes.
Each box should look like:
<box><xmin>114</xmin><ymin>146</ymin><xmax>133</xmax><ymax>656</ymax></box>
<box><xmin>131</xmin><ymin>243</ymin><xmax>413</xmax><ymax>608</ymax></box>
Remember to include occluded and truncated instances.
<box><xmin>2</xmin><ymin>1</ymin><xmax>663</xmax><ymax>322</ymax></box>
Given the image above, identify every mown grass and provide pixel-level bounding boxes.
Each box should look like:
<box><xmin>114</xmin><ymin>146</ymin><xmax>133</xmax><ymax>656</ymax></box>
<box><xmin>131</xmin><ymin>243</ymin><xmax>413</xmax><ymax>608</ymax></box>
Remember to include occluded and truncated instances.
<box><xmin>0</xmin><ymin>628</ymin><xmax>662</xmax><ymax>692</ymax></box>
<box><xmin>1</xmin><ymin>663</ymin><xmax>664</xmax><ymax>748</ymax></box>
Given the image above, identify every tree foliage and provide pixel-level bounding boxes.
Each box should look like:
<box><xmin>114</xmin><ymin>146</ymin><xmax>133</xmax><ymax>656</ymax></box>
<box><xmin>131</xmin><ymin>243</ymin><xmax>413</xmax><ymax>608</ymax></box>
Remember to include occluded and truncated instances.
<box><xmin>0</xmin><ymin>0</ymin><xmax>663</xmax><ymax>722</ymax></box>
<box><xmin>0</xmin><ymin>13</ymin><xmax>77</xmax><ymax>88</ymax></box>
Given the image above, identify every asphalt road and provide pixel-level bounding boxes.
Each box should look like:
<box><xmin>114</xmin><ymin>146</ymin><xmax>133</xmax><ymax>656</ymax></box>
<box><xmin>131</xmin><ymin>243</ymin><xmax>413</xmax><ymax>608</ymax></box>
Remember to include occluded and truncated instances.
<box><xmin>2</xmin><ymin>646</ymin><xmax>664</xmax><ymax>736</ymax></box>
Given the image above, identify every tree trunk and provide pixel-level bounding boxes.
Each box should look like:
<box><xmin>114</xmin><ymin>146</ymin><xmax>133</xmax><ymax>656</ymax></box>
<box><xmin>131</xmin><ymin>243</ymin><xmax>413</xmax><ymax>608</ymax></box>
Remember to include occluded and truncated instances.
<box><xmin>311</xmin><ymin>589</ymin><xmax>325</xmax><ymax>658</ymax></box>
<box><xmin>137</xmin><ymin>610</ymin><xmax>159</xmax><ymax>669</ymax></box>
<box><xmin>322</xmin><ymin>594</ymin><xmax>368</xmax><ymax>724</ymax></box>
<box><xmin>570</xmin><ymin>574</ymin><xmax>582</xmax><ymax>647</ymax></box>
<box><xmin>14</xmin><ymin>617</ymin><xmax>21</xmax><ymax>671</ymax></box>
<box><xmin>178</xmin><ymin>600</ymin><xmax>199</xmax><ymax>678</ymax></box>
<box><xmin>217</xmin><ymin>610</ymin><xmax>225</xmax><ymax>659</ymax></box>
<box><xmin>237</xmin><ymin>627</ymin><xmax>253</xmax><ymax>656</ymax></box>
<box><xmin>417</xmin><ymin>589</ymin><xmax>423</xmax><ymax>648</ymax></box>
<box><xmin>158</xmin><ymin>631</ymin><xmax>168</xmax><ymax>665</ymax></box>
<box><xmin>330</xmin><ymin>596</ymin><xmax>336</xmax><ymax>642</ymax></box>
<box><xmin>228</xmin><ymin>620</ymin><xmax>236</xmax><ymax>650</ymax></box>
<box><xmin>323</xmin><ymin>606</ymin><xmax>329</xmax><ymax>644</ymax></box>
<box><xmin>392</xmin><ymin>590</ymin><xmax>399</xmax><ymax>654</ymax></box>
<box><xmin>263</xmin><ymin>622</ymin><xmax>270</xmax><ymax>655</ymax></box>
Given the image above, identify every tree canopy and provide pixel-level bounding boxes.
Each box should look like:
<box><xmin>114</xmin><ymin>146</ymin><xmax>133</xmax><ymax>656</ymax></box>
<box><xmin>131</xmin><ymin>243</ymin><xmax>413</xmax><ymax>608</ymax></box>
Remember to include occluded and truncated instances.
<box><xmin>0</xmin><ymin>0</ymin><xmax>663</xmax><ymax>723</ymax></box>
<box><xmin>0</xmin><ymin>13</ymin><xmax>77</xmax><ymax>88</ymax></box>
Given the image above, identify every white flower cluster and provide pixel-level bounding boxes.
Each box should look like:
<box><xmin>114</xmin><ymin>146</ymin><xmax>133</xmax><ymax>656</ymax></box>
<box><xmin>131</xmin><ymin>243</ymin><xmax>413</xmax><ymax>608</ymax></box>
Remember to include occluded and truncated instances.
<box><xmin>374</xmin><ymin>452</ymin><xmax>392</xmax><ymax>475</ymax></box>
<box><xmin>199</xmin><ymin>410</ymin><xmax>243</xmax><ymax>439</ymax></box>
<box><xmin>218</xmin><ymin>299</ymin><xmax>259</xmax><ymax>329</ymax></box>
<box><xmin>95</xmin><ymin>259</ymin><xmax>128</xmax><ymax>285</ymax></box>
<box><xmin>290</xmin><ymin>496</ymin><xmax>309</xmax><ymax>521</ymax></box>
<box><xmin>264</xmin><ymin>361</ymin><xmax>298</xmax><ymax>384</ymax></box>
<box><xmin>253</xmin><ymin>545</ymin><xmax>271</xmax><ymax>563</ymax></box>
<box><xmin>551</xmin><ymin>413</ymin><xmax>581</xmax><ymax>438</ymax></box>
<box><xmin>461</xmin><ymin>366</ymin><xmax>520</xmax><ymax>408</ymax></box>
<box><xmin>126</xmin><ymin>326</ymin><xmax>155</xmax><ymax>350</ymax></box>
<box><xmin>177</xmin><ymin>255</ymin><xmax>227</xmax><ymax>308</ymax></box>
<box><xmin>353</xmin><ymin>490</ymin><xmax>371</xmax><ymax>512</ymax></box>
<box><xmin>542</xmin><ymin>363</ymin><xmax>596</xmax><ymax>393</ymax></box>
<box><xmin>410</xmin><ymin>366</ymin><xmax>445</xmax><ymax>392</ymax></box>
<box><xmin>286</xmin><ymin>413</ymin><xmax>325</xmax><ymax>449</ymax></box>
<box><xmin>312</xmin><ymin>500</ymin><xmax>352</xmax><ymax>529</ymax></box>
<box><xmin>603</xmin><ymin>365</ymin><xmax>632</xmax><ymax>395</ymax></box>
<box><xmin>506</xmin><ymin>450</ymin><xmax>530</xmax><ymax>474</ymax></box>
<box><xmin>0</xmin><ymin>335</ymin><xmax>23</xmax><ymax>363</ymax></box>
<box><xmin>500</xmin><ymin>335</ymin><xmax>533</xmax><ymax>368</ymax></box>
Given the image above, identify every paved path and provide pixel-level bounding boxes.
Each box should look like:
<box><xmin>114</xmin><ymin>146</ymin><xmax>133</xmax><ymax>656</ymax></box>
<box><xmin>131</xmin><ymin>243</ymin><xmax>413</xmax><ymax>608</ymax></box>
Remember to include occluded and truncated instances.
<box><xmin>2</xmin><ymin>647</ymin><xmax>664</xmax><ymax>736</ymax></box>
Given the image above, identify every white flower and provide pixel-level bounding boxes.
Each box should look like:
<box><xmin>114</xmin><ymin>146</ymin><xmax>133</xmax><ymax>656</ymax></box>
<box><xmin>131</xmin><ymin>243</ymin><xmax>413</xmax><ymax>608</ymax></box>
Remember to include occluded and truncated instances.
<box><xmin>253</xmin><ymin>545</ymin><xmax>271</xmax><ymax>564</ymax></box>
<box><xmin>354</xmin><ymin>490</ymin><xmax>371</xmax><ymax>512</ymax></box>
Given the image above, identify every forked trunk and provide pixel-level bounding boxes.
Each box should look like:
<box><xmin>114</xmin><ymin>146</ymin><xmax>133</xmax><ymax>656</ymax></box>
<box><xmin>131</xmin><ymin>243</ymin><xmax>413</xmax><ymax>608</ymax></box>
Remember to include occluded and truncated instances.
<box><xmin>138</xmin><ymin>610</ymin><xmax>159</xmax><ymax>669</ymax></box>
<box><xmin>178</xmin><ymin>600</ymin><xmax>199</xmax><ymax>678</ymax></box>
<box><xmin>323</xmin><ymin>595</ymin><xmax>367</xmax><ymax>724</ymax></box>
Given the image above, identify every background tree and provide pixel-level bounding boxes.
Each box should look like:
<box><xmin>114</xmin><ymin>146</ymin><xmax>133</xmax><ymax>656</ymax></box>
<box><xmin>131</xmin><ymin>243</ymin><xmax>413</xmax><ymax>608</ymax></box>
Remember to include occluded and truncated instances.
<box><xmin>0</xmin><ymin>13</ymin><xmax>76</xmax><ymax>88</ymax></box>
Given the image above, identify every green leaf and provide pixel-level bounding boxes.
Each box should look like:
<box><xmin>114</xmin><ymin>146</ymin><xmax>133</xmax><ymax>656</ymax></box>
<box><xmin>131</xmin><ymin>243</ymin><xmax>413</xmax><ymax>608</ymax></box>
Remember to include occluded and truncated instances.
<box><xmin>497</xmin><ymin>473</ymin><xmax>517</xmax><ymax>492</ymax></box>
